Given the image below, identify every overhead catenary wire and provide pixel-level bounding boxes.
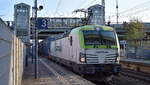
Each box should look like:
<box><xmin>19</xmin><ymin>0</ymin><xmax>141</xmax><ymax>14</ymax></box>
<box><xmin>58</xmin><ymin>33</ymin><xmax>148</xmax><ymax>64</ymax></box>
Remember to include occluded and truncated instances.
<box><xmin>119</xmin><ymin>5</ymin><xmax>150</xmax><ymax>18</ymax></box>
<box><xmin>119</xmin><ymin>1</ymin><xmax>150</xmax><ymax>15</ymax></box>
<box><xmin>54</xmin><ymin>0</ymin><xmax>62</xmax><ymax>16</ymax></box>
<box><xmin>72</xmin><ymin>0</ymin><xmax>97</xmax><ymax>17</ymax></box>
<box><xmin>83</xmin><ymin>0</ymin><xmax>97</xmax><ymax>8</ymax></box>
<box><xmin>109</xmin><ymin>1</ymin><xmax>150</xmax><ymax>16</ymax></box>
<box><xmin>121</xmin><ymin>7</ymin><xmax>150</xmax><ymax>17</ymax></box>
<box><xmin>41</xmin><ymin>0</ymin><xmax>47</xmax><ymax>17</ymax></box>
<box><xmin>108</xmin><ymin>1</ymin><xmax>150</xmax><ymax>22</ymax></box>
<box><xmin>77</xmin><ymin>0</ymin><xmax>90</xmax><ymax>9</ymax></box>
<box><xmin>72</xmin><ymin>0</ymin><xmax>89</xmax><ymax>17</ymax></box>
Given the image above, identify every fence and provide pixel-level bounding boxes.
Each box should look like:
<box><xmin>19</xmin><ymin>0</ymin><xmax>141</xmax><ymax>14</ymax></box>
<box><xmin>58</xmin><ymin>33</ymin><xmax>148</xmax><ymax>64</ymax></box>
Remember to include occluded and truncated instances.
<box><xmin>120</xmin><ymin>40</ymin><xmax>150</xmax><ymax>60</ymax></box>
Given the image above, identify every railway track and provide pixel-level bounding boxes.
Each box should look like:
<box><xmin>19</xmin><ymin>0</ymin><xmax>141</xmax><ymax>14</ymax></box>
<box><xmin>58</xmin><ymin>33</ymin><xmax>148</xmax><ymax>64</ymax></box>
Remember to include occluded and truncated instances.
<box><xmin>40</xmin><ymin>58</ymin><xmax>95</xmax><ymax>85</ymax></box>
<box><xmin>92</xmin><ymin>81</ymin><xmax>114</xmax><ymax>85</ymax></box>
<box><xmin>44</xmin><ymin>58</ymin><xmax>114</xmax><ymax>85</ymax></box>
<box><xmin>121</xmin><ymin>68</ymin><xmax>150</xmax><ymax>83</ymax></box>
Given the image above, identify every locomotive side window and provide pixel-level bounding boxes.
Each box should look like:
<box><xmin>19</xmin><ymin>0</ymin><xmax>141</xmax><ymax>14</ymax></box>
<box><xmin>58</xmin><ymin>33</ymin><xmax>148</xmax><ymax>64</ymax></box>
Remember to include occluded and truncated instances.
<box><xmin>70</xmin><ymin>36</ymin><xmax>73</xmax><ymax>46</ymax></box>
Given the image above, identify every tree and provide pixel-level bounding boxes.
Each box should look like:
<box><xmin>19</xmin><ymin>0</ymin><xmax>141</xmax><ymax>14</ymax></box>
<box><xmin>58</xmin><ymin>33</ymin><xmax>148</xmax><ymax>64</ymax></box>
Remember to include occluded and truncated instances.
<box><xmin>123</xmin><ymin>19</ymin><xmax>145</xmax><ymax>58</ymax></box>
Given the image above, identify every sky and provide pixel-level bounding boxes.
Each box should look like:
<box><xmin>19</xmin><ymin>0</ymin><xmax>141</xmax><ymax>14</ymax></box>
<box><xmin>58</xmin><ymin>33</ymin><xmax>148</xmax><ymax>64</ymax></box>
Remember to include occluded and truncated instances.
<box><xmin>0</xmin><ymin>0</ymin><xmax>150</xmax><ymax>23</ymax></box>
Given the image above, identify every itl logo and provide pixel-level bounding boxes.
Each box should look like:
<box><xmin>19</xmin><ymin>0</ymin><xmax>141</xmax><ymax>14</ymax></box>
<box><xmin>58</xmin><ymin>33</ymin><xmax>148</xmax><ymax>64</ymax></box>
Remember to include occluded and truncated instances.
<box><xmin>96</xmin><ymin>51</ymin><xmax>109</xmax><ymax>53</ymax></box>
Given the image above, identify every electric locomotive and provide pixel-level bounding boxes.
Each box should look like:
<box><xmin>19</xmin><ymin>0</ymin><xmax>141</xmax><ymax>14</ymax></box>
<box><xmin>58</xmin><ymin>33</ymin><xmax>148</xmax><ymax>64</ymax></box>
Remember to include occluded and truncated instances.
<box><xmin>40</xmin><ymin>25</ymin><xmax>121</xmax><ymax>81</ymax></box>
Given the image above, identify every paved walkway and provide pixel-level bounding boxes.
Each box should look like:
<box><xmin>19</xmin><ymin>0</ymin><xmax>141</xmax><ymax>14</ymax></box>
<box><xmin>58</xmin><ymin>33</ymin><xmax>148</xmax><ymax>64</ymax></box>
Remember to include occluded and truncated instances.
<box><xmin>22</xmin><ymin>58</ymin><xmax>95</xmax><ymax>85</ymax></box>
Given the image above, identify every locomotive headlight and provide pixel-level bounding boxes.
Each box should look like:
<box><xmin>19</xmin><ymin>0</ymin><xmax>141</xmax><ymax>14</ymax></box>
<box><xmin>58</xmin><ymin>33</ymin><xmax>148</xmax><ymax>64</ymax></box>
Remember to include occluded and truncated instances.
<box><xmin>80</xmin><ymin>57</ymin><xmax>86</xmax><ymax>62</ymax></box>
<box><xmin>80</xmin><ymin>53</ymin><xmax>86</xmax><ymax>63</ymax></box>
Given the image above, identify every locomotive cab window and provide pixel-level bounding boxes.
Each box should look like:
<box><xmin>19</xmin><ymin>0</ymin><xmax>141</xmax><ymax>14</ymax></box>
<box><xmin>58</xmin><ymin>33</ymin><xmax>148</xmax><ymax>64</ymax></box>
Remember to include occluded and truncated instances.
<box><xmin>83</xmin><ymin>30</ymin><xmax>116</xmax><ymax>46</ymax></box>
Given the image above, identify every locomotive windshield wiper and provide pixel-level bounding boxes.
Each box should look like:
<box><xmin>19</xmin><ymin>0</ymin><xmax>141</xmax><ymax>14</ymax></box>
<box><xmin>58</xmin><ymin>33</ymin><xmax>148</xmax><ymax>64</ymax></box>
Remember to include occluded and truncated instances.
<box><xmin>99</xmin><ymin>31</ymin><xmax>113</xmax><ymax>48</ymax></box>
<box><xmin>99</xmin><ymin>31</ymin><xmax>109</xmax><ymax>46</ymax></box>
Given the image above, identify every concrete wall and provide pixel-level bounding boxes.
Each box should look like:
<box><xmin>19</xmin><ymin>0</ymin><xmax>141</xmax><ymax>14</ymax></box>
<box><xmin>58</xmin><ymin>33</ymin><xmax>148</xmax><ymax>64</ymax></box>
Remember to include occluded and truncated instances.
<box><xmin>0</xmin><ymin>18</ymin><xmax>26</xmax><ymax>85</ymax></box>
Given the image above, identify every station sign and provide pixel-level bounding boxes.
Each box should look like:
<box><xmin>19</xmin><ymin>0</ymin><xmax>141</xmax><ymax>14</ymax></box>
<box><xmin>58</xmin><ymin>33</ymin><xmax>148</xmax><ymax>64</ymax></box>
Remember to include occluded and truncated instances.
<box><xmin>37</xmin><ymin>18</ymin><xmax>48</xmax><ymax>29</ymax></box>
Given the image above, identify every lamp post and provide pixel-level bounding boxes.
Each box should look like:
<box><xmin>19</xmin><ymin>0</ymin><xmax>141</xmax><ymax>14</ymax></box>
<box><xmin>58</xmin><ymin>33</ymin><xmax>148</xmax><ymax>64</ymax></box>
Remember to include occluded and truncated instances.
<box><xmin>33</xmin><ymin>0</ymin><xmax>38</xmax><ymax>79</ymax></box>
<box><xmin>33</xmin><ymin>0</ymin><xmax>43</xmax><ymax>79</ymax></box>
<box><xmin>116</xmin><ymin>0</ymin><xmax>119</xmax><ymax>24</ymax></box>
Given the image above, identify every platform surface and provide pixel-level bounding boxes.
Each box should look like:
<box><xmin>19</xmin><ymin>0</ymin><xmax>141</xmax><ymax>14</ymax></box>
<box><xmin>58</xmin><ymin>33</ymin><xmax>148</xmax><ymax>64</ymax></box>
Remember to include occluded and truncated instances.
<box><xmin>22</xmin><ymin>58</ymin><xmax>95</xmax><ymax>85</ymax></box>
<box><xmin>120</xmin><ymin>57</ymin><xmax>150</xmax><ymax>66</ymax></box>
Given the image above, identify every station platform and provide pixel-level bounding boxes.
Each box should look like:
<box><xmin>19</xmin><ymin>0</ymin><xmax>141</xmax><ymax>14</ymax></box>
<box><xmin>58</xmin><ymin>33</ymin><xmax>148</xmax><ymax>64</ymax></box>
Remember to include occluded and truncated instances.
<box><xmin>22</xmin><ymin>58</ymin><xmax>95</xmax><ymax>85</ymax></box>
<box><xmin>120</xmin><ymin>57</ymin><xmax>150</xmax><ymax>73</ymax></box>
<box><xmin>120</xmin><ymin>58</ymin><xmax>150</xmax><ymax>66</ymax></box>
